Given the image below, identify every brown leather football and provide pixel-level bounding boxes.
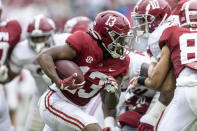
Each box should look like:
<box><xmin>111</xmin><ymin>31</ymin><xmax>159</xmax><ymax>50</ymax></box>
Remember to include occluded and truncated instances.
<box><xmin>55</xmin><ymin>60</ymin><xmax>84</xmax><ymax>84</ymax></box>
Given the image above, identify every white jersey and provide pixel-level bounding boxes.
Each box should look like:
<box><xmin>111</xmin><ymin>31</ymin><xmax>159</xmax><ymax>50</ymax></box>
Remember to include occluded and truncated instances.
<box><xmin>53</xmin><ymin>33</ymin><xmax>71</xmax><ymax>46</ymax></box>
<box><xmin>9</xmin><ymin>33</ymin><xmax>70</xmax><ymax>95</ymax></box>
<box><xmin>148</xmin><ymin>15</ymin><xmax>180</xmax><ymax>59</ymax></box>
<box><xmin>127</xmin><ymin>51</ymin><xmax>155</xmax><ymax>97</ymax></box>
<box><xmin>128</xmin><ymin>51</ymin><xmax>150</xmax><ymax>78</ymax></box>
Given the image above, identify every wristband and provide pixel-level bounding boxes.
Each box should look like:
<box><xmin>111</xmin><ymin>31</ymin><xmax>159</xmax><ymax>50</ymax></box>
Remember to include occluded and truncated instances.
<box><xmin>137</xmin><ymin>76</ymin><xmax>146</xmax><ymax>86</ymax></box>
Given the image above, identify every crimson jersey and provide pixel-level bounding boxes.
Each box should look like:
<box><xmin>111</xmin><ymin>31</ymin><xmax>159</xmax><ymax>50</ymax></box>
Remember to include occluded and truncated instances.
<box><xmin>159</xmin><ymin>25</ymin><xmax>197</xmax><ymax>77</ymax></box>
<box><xmin>0</xmin><ymin>20</ymin><xmax>21</xmax><ymax>64</ymax></box>
<box><xmin>61</xmin><ymin>31</ymin><xmax>129</xmax><ymax>106</ymax></box>
<box><xmin>171</xmin><ymin>0</ymin><xmax>189</xmax><ymax>15</ymax></box>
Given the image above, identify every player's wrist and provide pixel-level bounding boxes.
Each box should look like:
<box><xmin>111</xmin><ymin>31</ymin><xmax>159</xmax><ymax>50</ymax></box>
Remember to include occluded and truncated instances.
<box><xmin>54</xmin><ymin>78</ymin><xmax>61</xmax><ymax>88</ymax></box>
<box><xmin>137</xmin><ymin>76</ymin><xmax>146</xmax><ymax>86</ymax></box>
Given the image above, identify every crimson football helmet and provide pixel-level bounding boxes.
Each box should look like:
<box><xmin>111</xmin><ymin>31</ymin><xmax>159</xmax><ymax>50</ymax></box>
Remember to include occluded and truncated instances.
<box><xmin>27</xmin><ymin>14</ymin><xmax>55</xmax><ymax>53</ymax></box>
<box><xmin>131</xmin><ymin>0</ymin><xmax>171</xmax><ymax>38</ymax></box>
<box><xmin>64</xmin><ymin>16</ymin><xmax>92</xmax><ymax>33</ymax></box>
<box><xmin>179</xmin><ymin>0</ymin><xmax>197</xmax><ymax>27</ymax></box>
<box><xmin>92</xmin><ymin>10</ymin><xmax>133</xmax><ymax>59</ymax></box>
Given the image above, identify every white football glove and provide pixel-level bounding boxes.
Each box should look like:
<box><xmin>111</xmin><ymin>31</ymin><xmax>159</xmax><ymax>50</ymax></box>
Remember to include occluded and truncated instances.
<box><xmin>103</xmin><ymin>76</ymin><xmax>118</xmax><ymax>93</ymax></box>
<box><xmin>0</xmin><ymin>65</ymin><xmax>8</xmax><ymax>82</ymax></box>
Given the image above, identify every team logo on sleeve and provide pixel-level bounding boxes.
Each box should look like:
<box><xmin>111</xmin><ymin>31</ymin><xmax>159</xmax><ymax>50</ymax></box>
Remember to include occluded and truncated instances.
<box><xmin>86</xmin><ymin>56</ymin><xmax>93</xmax><ymax>63</ymax></box>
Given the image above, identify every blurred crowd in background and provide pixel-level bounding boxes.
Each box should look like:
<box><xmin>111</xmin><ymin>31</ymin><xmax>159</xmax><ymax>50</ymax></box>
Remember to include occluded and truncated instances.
<box><xmin>2</xmin><ymin>0</ymin><xmax>139</xmax><ymax>40</ymax></box>
<box><xmin>2</xmin><ymin>0</ymin><xmax>175</xmax><ymax>39</ymax></box>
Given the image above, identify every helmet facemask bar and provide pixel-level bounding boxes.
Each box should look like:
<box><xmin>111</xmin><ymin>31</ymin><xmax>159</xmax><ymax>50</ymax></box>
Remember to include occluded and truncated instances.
<box><xmin>103</xmin><ymin>28</ymin><xmax>133</xmax><ymax>59</ymax></box>
<box><xmin>27</xmin><ymin>32</ymin><xmax>54</xmax><ymax>53</ymax></box>
<box><xmin>131</xmin><ymin>12</ymin><xmax>155</xmax><ymax>39</ymax></box>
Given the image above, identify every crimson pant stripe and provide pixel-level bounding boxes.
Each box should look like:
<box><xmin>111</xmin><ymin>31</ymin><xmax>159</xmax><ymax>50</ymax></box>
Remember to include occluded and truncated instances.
<box><xmin>44</xmin><ymin>91</ymin><xmax>85</xmax><ymax>130</ymax></box>
<box><xmin>155</xmin><ymin>110</ymin><xmax>165</xmax><ymax>131</ymax></box>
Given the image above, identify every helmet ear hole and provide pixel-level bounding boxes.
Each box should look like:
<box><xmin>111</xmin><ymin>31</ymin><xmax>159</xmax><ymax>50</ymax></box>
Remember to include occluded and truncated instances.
<box><xmin>101</xmin><ymin>15</ymin><xmax>105</xmax><ymax>18</ymax></box>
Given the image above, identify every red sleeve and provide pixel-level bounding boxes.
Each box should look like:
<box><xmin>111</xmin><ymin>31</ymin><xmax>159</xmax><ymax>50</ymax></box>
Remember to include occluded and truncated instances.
<box><xmin>66</xmin><ymin>31</ymin><xmax>86</xmax><ymax>54</ymax></box>
<box><xmin>8</xmin><ymin>20</ymin><xmax>22</xmax><ymax>36</ymax></box>
<box><xmin>7</xmin><ymin>20</ymin><xmax>22</xmax><ymax>47</ymax></box>
<box><xmin>159</xmin><ymin>26</ymin><xmax>174</xmax><ymax>49</ymax></box>
<box><xmin>120</xmin><ymin>56</ymin><xmax>130</xmax><ymax>77</ymax></box>
<box><xmin>171</xmin><ymin>0</ymin><xmax>189</xmax><ymax>15</ymax></box>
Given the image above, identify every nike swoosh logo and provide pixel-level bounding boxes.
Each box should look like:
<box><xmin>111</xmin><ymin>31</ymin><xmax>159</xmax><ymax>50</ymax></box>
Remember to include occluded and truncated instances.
<box><xmin>109</xmin><ymin>68</ymin><xmax>116</xmax><ymax>72</ymax></box>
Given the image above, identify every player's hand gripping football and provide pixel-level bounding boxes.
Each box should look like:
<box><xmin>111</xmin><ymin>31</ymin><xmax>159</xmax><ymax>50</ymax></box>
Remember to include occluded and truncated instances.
<box><xmin>103</xmin><ymin>76</ymin><xmax>118</xmax><ymax>93</ymax></box>
<box><xmin>60</xmin><ymin>73</ymin><xmax>85</xmax><ymax>90</ymax></box>
<box><xmin>126</xmin><ymin>76</ymin><xmax>140</xmax><ymax>92</ymax></box>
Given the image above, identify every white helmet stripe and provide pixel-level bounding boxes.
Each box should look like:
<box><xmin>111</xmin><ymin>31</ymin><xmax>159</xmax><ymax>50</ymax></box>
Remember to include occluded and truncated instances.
<box><xmin>185</xmin><ymin>0</ymin><xmax>191</xmax><ymax>24</ymax></box>
<box><xmin>34</xmin><ymin>14</ymin><xmax>44</xmax><ymax>30</ymax></box>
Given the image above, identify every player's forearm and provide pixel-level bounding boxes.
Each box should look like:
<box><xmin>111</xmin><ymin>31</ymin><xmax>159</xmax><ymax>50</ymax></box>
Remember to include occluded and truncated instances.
<box><xmin>104</xmin><ymin>92</ymin><xmax>119</xmax><ymax>109</ymax></box>
<box><xmin>102</xmin><ymin>102</ymin><xmax>117</xmax><ymax>118</ymax></box>
<box><xmin>144</xmin><ymin>75</ymin><xmax>163</xmax><ymax>90</ymax></box>
<box><xmin>144</xmin><ymin>48</ymin><xmax>171</xmax><ymax>90</ymax></box>
<box><xmin>100</xmin><ymin>89</ymin><xmax>119</xmax><ymax>117</ymax></box>
<box><xmin>159</xmin><ymin>68</ymin><xmax>176</xmax><ymax>93</ymax></box>
<box><xmin>37</xmin><ymin>53</ymin><xmax>61</xmax><ymax>87</ymax></box>
<box><xmin>148</xmin><ymin>62</ymin><xmax>157</xmax><ymax>77</ymax></box>
<box><xmin>142</xmin><ymin>63</ymin><xmax>161</xmax><ymax>89</ymax></box>
<box><xmin>159</xmin><ymin>91</ymin><xmax>174</xmax><ymax>106</ymax></box>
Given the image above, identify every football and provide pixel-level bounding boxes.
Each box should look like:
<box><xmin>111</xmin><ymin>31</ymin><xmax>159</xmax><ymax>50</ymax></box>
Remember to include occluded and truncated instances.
<box><xmin>55</xmin><ymin>60</ymin><xmax>84</xmax><ymax>84</ymax></box>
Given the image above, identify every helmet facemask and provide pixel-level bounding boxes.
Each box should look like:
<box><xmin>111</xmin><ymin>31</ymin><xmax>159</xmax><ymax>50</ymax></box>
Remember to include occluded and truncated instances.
<box><xmin>27</xmin><ymin>32</ymin><xmax>54</xmax><ymax>54</ymax></box>
<box><xmin>132</xmin><ymin>3</ymin><xmax>169</xmax><ymax>38</ymax></box>
<box><xmin>102</xmin><ymin>28</ymin><xmax>133</xmax><ymax>60</ymax></box>
<box><xmin>131</xmin><ymin>12</ymin><xmax>155</xmax><ymax>39</ymax></box>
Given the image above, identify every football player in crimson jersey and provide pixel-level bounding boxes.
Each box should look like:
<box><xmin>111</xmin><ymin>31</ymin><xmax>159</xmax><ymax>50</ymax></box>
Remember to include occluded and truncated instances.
<box><xmin>64</xmin><ymin>16</ymin><xmax>106</xmax><ymax>128</ymax></box>
<box><xmin>0</xmin><ymin>0</ymin><xmax>22</xmax><ymax>130</ymax></box>
<box><xmin>130</xmin><ymin>0</ymin><xmax>178</xmax><ymax>130</ymax></box>
<box><xmin>132</xmin><ymin>0</ymin><xmax>190</xmax><ymax>130</ymax></box>
<box><xmin>117</xmin><ymin>50</ymin><xmax>156</xmax><ymax>131</ymax></box>
<box><xmin>170</xmin><ymin>0</ymin><xmax>189</xmax><ymax>15</ymax></box>
<box><xmin>37</xmin><ymin>10</ymin><xmax>132</xmax><ymax>131</ymax></box>
<box><xmin>8</xmin><ymin>15</ymin><xmax>94</xmax><ymax>131</ymax></box>
<box><xmin>134</xmin><ymin>0</ymin><xmax>197</xmax><ymax>130</ymax></box>
<box><xmin>7</xmin><ymin>14</ymin><xmax>96</xmax><ymax>131</ymax></box>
